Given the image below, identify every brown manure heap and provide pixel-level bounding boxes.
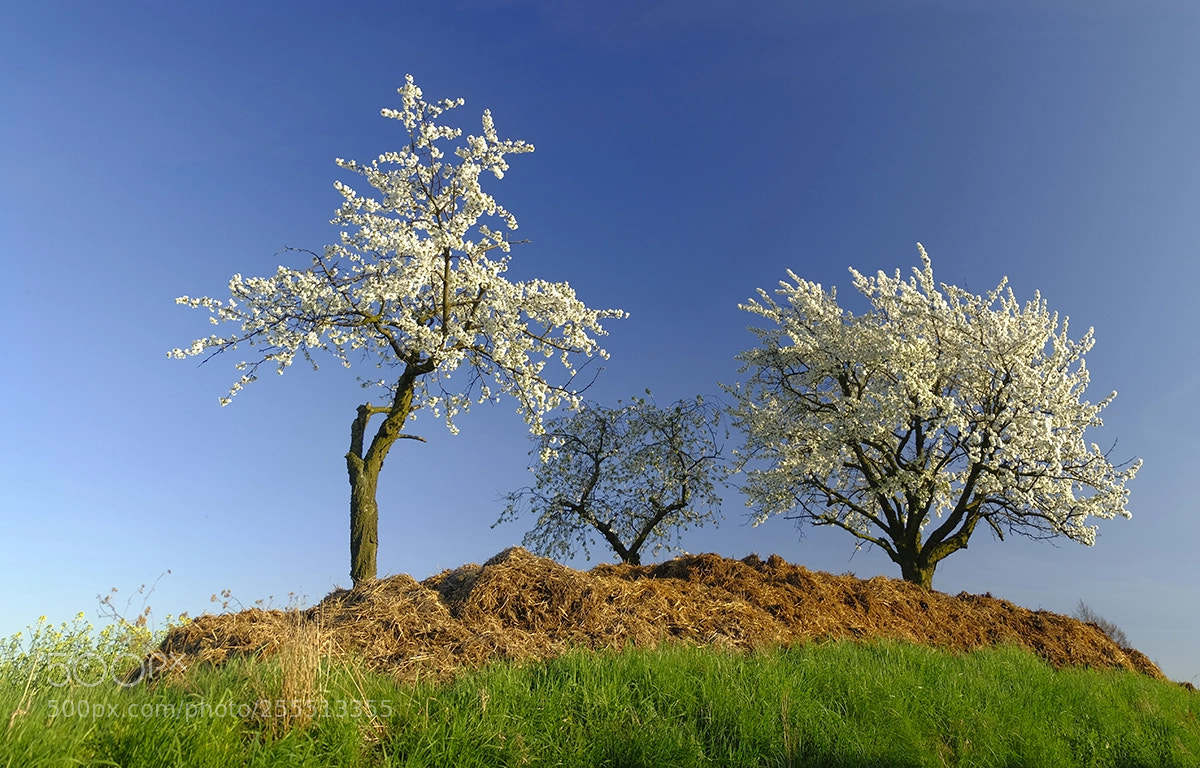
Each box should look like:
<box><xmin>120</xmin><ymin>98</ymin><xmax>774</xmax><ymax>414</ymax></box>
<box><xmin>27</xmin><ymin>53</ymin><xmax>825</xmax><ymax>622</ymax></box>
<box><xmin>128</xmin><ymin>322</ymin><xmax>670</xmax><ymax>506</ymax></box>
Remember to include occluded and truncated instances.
<box><xmin>150</xmin><ymin>548</ymin><xmax>1166</xmax><ymax>684</ymax></box>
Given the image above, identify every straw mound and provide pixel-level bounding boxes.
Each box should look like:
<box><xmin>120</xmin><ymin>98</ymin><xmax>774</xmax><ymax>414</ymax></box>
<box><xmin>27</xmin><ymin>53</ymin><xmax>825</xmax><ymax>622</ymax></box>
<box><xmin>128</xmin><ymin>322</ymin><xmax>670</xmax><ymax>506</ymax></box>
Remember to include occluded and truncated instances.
<box><xmin>149</xmin><ymin>548</ymin><xmax>1166</xmax><ymax>685</ymax></box>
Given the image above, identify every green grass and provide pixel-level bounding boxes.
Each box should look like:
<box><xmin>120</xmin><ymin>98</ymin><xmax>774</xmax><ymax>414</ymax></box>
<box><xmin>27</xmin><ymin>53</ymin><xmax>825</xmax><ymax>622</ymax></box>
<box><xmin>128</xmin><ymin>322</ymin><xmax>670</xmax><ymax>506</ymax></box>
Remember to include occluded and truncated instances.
<box><xmin>3</xmin><ymin>625</ymin><xmax>1198</xmax><ymax>767</ymax></box>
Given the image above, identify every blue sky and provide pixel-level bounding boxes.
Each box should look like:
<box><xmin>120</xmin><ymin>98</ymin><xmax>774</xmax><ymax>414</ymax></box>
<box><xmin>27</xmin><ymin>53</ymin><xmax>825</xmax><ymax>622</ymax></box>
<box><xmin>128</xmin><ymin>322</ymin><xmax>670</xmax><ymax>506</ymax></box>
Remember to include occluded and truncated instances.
<box><xmin>2</xmin><ymin>1</ymin><xmax>1197</xmax><ymax>684</ymax></box>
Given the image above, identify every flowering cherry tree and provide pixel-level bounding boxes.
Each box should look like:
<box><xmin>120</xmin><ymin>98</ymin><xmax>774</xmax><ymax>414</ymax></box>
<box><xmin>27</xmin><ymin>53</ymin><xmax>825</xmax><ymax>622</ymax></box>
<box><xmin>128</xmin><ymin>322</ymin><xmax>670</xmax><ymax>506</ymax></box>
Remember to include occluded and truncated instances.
<box><xmin>172</xmin><ymin>77</ymin><xmax>623</xmax><ymax>587</ymax></box>
<box><xmin>496</xmin><ymin>396</ymin><xmax>727</xmax><ymax>565</ymax></box>
<box><xmin>728</xmin><ymin>245</ymin><xmax>1140</xmax><ymax>589</ymax></box>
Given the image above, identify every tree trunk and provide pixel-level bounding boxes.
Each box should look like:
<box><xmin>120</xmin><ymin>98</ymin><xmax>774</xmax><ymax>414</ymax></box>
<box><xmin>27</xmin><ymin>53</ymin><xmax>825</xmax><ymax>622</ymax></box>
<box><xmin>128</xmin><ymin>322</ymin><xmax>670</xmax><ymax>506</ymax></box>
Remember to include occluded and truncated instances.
<box><xmin>894</xmin><ymin>506</ymin><xmax>981</xmax><ymax>591</ymax></box>
<box><xmin>591</xmin><ymin>517</ymin><xmax>639</xmax><ymax>565</ymax></box>
<box><xmin>347</xmin><ymin>452</ymin><xmax>380</xmax><ymax>587</ymax></box>
<box><xmin>897</xmin><ymin>556</ymin><xmax>936</xmax><ymax>590</ymax></box>
<box><xmin>888</xmin><ymin>532</ymin><xmax>939</xmax><ymax>590</ymax></box>
<box><xmin>345</xmin><ymin>364</ymin><xmax>427</xmax><ymax>588</ymax></box>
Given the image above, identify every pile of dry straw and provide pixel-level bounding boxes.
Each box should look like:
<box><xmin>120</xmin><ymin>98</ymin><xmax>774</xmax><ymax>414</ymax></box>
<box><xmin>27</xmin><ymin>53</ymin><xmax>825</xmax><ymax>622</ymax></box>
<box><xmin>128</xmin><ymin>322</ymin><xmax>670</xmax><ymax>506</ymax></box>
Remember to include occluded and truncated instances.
<box><xmin>146</xmin><ymin>547</ymin><xmax>1165</xmax><ymax>684</ymax></box>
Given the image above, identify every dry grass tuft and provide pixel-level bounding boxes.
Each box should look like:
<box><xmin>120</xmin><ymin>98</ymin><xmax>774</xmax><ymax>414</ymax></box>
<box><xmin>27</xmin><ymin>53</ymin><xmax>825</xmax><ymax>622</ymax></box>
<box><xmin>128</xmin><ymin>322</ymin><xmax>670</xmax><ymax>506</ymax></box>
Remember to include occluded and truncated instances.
<box><xmin>243</xmin><ymin>612</ymin><xmax>328</xmax><ymax>737</ymax></box>
<box><xmin>144</xmin><ymin>548</ymin><xmax>1168</xmax><ymax>686</ymax></box>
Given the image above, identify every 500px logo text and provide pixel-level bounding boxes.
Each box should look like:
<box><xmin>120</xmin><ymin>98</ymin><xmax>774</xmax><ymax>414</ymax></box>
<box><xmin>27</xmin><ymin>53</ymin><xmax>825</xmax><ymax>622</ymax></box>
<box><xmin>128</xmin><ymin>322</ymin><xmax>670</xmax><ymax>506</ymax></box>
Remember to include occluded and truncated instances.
<box><xmin>37</xmin><ymin>651</ymin><xmax>185</xmax><ymax>688</ymax></box>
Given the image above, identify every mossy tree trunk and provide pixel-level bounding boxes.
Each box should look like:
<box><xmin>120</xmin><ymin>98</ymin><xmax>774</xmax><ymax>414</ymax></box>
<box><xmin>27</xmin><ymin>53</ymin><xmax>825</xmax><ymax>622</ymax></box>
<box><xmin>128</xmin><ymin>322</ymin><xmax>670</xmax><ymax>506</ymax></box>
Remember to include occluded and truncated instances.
<box><xmin>895</xmin><ymin>554</ymin><xmax>937</xmax><ymax>591</ymax></box>
<box><xmin>346</xmin><ymin>361</ymin><xmax>431</xmax><ymax>588</ymax></box>
<box><xmin>884</xmin><ymin>494</ymin><xmax>987</xmax><ymax>591</ymax></box>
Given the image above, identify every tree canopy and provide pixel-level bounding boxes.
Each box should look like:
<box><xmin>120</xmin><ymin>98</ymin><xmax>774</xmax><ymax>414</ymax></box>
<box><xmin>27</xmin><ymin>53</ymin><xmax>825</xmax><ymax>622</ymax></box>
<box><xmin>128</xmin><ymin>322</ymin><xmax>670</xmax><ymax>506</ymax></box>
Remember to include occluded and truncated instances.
<box><xmin>727</xmin><ymin>245</ymin><xmax>1140</xmax><ymax>589</ymax></box>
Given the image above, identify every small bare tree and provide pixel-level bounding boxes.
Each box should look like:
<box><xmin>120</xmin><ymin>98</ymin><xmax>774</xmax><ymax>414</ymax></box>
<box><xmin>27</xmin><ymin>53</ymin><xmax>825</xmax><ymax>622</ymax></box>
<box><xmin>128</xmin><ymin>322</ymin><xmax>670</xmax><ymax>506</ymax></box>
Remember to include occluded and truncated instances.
<box><xmin>497</xmin><ymin>396</ymin><xmax>727</xmax><ymax>565</ymax></box>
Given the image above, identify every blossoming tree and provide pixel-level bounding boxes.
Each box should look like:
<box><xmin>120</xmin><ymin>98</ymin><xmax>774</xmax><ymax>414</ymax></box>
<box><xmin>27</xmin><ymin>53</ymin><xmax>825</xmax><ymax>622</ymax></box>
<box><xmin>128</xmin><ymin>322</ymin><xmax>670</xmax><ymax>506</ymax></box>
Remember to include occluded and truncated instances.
<box><xmin>496</xmin><ymin>396</ymin><xmax>726</xmax><ymax>565</ymax></box>
<box><xmin>728</xmin><ymin>245</ymin><xmax>1140</xmax><ymax>589</ymax></box>
<box><xmin>172</xmin><ymin>77</ymin><xmax>623</xmax><ymax>587</ymax></box>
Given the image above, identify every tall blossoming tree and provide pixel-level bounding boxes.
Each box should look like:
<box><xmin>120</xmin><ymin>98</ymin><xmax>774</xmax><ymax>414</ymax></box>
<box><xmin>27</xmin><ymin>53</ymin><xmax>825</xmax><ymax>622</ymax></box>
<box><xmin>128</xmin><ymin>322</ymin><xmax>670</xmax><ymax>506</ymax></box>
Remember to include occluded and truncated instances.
<box><xmin>172</xmin><ymin>77</ymin><xmax>624</xmax><ymax>587</ymax></box>
<box><xmin>728</xmin><ymin>245</ymin><xmax>1140</xmax><ymax>589</ymax></box>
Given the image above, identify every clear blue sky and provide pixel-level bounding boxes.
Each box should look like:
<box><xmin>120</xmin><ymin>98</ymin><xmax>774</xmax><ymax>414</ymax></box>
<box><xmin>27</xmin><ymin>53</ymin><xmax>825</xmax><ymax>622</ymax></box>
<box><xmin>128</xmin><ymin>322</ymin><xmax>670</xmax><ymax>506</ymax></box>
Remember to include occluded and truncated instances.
<box><xmin>2</xmin><ymin>1</ymin><xmax>1197</xmax><ymax>684</ymax></box>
